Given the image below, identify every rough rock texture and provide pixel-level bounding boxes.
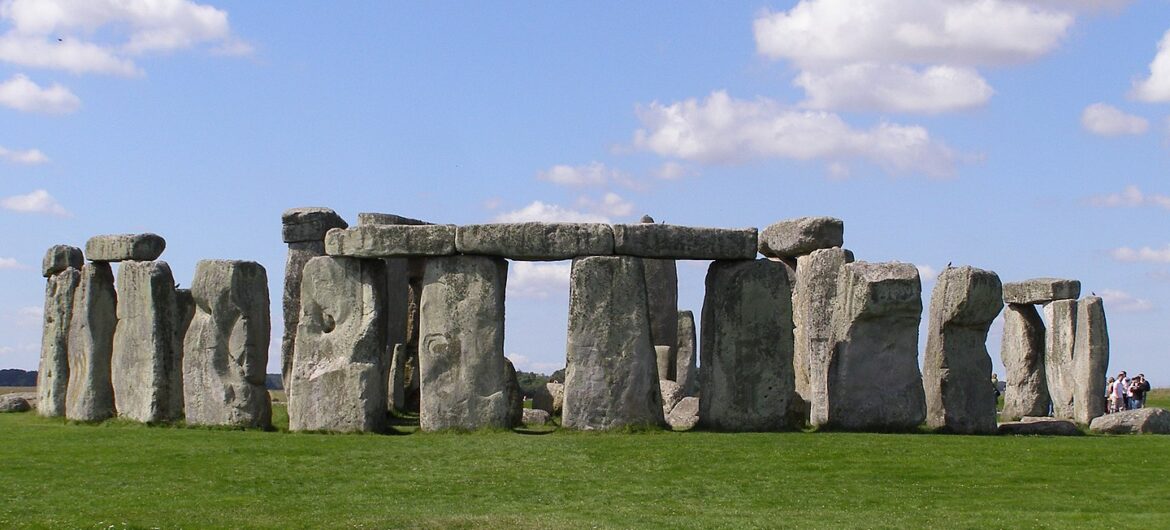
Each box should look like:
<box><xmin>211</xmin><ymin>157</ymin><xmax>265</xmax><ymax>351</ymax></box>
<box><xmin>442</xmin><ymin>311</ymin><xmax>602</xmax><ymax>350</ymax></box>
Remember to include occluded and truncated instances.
<box><xmin>111</xmin><ymin>261</ymin><xmax>181</xmax><ymax>423</ymax></box>
<box><xmin>171</xmin><ymin>288</ymin><xmax>193</xmax><ymax>419</ymax></box>
<box><xmin>1089</xmin><ymin>408</ymin><xmax>1170</xmax><ymax>434</ymax></box>
<box><xmin>523</xmin><ymin>408</ymin><xmax>551</xmax><ymax>425</ymax></box>
<box><xmin>282</xmin><ymin>207</ymin><xmax>348</xmax><ymax>243</ymax></box>
<box><xmin>281</xmin><ymin>240</ymin><xmax>325</xmax><ymax>394</ymax></box>
<box><xmin>563</xmin><ymin>256</ymin><xmax>665</xmax><ymax>430</ymax></box>
<box><xmin>923</xmin><ymin>266</ymin><xmax>1003</xmax><ymax>434</ymax></box>
<box><xmin>998</xmin><ymin>417</ymin><xmax>1082</xmax><ymax>436</ymax></box>
<box><xmin>288</xmin><ymin>256</ymin><xmax>388</xmax><ymax>432</ymax></box>
<box><xmin>456</xmin><ymin>223</ymin><xmax>614</xmax><ymax>260</ymax></box>
<box><xmin>644</xmin><ymin>258</ymin><xmax>679</xmax><ymax>379</ymax></box>
<box><xmin>817</xmin><ymin>261</ymin><xmax>925</xmax><ymax>431</ymax></box>
<box><xmin>1000</xmin><ymin>304</ymin><xmax>1049</xmax><ymax>420</ymax></box>
<box><xmin>611</xmin><ymin>224</ymin><xmax>758</xmax><ymax>260</ymax></box>
<box><xmin>654</xmin><ymin>345</ymin><xmax>673</xmax><ymax>385</ymax></box>
<box><xmin>1044</xmin><ymin>299</ymin><xmax>1078</xmax><ymax>420</ymax></box>
<box><xmin>505</xmin><ymin>358</ymin><xmax>524</xmax><ymax>429</ymax></box>
<box><xmin>675</xmin><ymin>311</ymin><xmax>698</xmax><ymax>397</ymax></box>
<box><xmin>42</xmin><ymin>245</ymin><xmax>83</xmax><ymax>277</ymax></box>
<box><xmin>388</xmin><ymin>343</ymin><xmax>407</xmax><ymax>411</ymax></box>
<box><xmin>1073</xmin><ymin>297</ymin><xmax>1109</xmax><ymax>424</ymax></box>
<box><xmin>85</xmin><ymin>234</ymin><xmax>166</xmax><ymax>262</ymax></box>
<box><xmin>758</xmin><ymin>217</ymin><xmax>844</xmax><ymax>259</ymax></box>
<box><xmin>659</xmin><ymin>379</ymin><xmax>684</xmax><ymax>416</ymax></box>
<box><xmin>699</xmin><ymin>259</ymin><xmax>795</xmax><ymax>432</ymax></box>
<box><xmin>532</xmin><ymin>382</ymin><xmax>565</xmax><ymax>415</ymax></box>
<box><xmin>357</xmin><ymin>212</ymin><xmax>429</xmax><ymax>226</ymax></box>
<box><xmin>1002</xmin><ymin>278</ymin><xmax>1080</xmax><ymax>305</ymax></box>
<box><xmin>65</xmin><ymin>262</ymin><xmax>117</xmax><ymax>421</ymax></box>
<box><xmin>37</xmin><ymin>267</ymin><xmax>80</xmax><ymax>417</ymax></box>
<box><xmin>182</xmin><ymin>260</ymin><xmax>272</xmax><ymax>428</ymax></box>
<box><xmin>795</xmin><ymin>248</ymin><xmax>854</xmax><ymax>424</ymax></box>
<box><xmin>0</xmin><ymin>395</ymin><xmax>31</xmax><ymax>413</ymax></box>
<box><xmin>667</xmin><ymin>396</ymin><xmax>700</xmax><ymax>430</ymax></box>
<box><xmin>418</xmin><ymin>256</ymin><xmax>511</xmax><ymax>431</ymax></box>
<box><xmin>325</xmin><ymin>224</ymin><xmax>457</xmax><ymax>258</ymax></box>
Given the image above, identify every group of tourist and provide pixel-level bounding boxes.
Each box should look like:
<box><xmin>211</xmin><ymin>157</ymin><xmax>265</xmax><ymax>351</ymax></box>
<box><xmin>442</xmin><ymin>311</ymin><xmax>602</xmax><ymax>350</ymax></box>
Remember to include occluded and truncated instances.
<box><xmin>1106</xmin><ymin>371</ymin><xmax>1151</xmax><ymax>413</ymax></box>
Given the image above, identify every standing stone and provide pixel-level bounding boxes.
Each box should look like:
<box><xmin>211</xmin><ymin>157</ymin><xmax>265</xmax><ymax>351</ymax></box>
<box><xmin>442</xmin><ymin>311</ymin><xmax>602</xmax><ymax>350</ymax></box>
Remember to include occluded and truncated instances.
<box><xmin>796</xmin><ymin>248</ymin><xmax>854</xmax><ymax>424</ymax></box>
<box><xmin>42</xmin><ymin>245</ymin><xmax>83</xmax><ymax>277</ymax></box>
<box><xmin>418</xmin><ymin>256</ymin><xmax>511</xmax><ymax>431</ymax></box>
<box><xmin>172</xmin><ymin>288</ymin><xmax>194</xmax><ymax>419</ymax></box>
<box><xmin>643</xmin><ymin>259</ymin><xmax>678</xmax><ymax>379</ymax></box>
<box><xmin>699</xmin><ymin>259</ymin><xmax>795</xmax><ymax>431</ymax></box>
<box><xmin>675</xmin><ymin>310</ymin><xmax>698</xmax><ymax>397</ymax></box>
<box><xmin>182</xmin><ymin>260</ymin><xmax>272</xmax><ymax>428</ymax></box>
<box><xmin>660</xmin><ymin>379</ymin><xmax>684</xmax><ymax>416</ymax></box>
<box><xmin>1000</xmin><ymin>303</ymin><xmax>1050</xmax><ymax>420</ymax></box>
<box><xmin>922</xmin><ymin>266</ymin><xmax>1003</xmax><ymax>434</ymax></box>
<box><xmin>38</xmin><ymin>266</ymin><xmax>80</xmax><ymax>417</ymax></box>
<box><xmin>817</xmin><ymin>262</ymin><xmax>925</xmax><ymax>431</ymax></box>
<box><xmin>388</xmin><ymin>343</ymin><xmax>407</xmax><ymax>411</ymax></box>
<box><xmin>532</xmin><ymin>382</ymin><xmax>565</xmax><ymax>415</ymax></box>
<box><xmin>504</xmin><ymin>358</ymin><xmax>524</xmax><ymax>428</ymax></box>
<box><xmin>111</xmin><ymin>261</ymin><xmax>181</xmax><ymax>423</ymax></box>
<box><xmin>563</xmin><ymin>256</ymin><xmax>665</xmax><ymax>430</ymax></box>
<box><xmin>1073</xmin><ymin>297</ymin><xmax>1109</xmax><ymax>424</ymax></box>
<box><xmin>758</xmin><ymin>217</ymin><xmax>844</xmax><ymax>259</ymax></box>
<box><xmin>654</xmin><ymin>345</ymin><xmax>673</xmax><ymax>384</ymax></box>
<box><xmin>288</xmin><ymin>256</ymin><xmax>387</xmax><ymax>432</ymax></box>
<box><xmin>66</xmin><ymin>262</ymin><xmax>117</xmax><ymax>421</ymax></box>
<box><xmin>281</xmin><ymin>207</ymin><xmax>348</xmax><ymax>393</ymax></box>
<box><xmin>1044</xmin><ymin>299</ymin><xmax>1078</xmax><ymax>420</ymax></box>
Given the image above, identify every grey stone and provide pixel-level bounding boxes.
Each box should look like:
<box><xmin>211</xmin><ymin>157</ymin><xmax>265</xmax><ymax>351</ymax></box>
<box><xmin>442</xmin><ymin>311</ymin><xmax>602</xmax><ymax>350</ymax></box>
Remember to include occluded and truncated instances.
<box><xmin>532</xmin><ymin>382</ymin><xmax>564</xmax><ymax>415</ymax></box>
<box><xmin>37</xmin><ymin>267</ymin><xmax>79</xmax><ymax>417</ymax></box>
<box><xmin>923</xmin><ymin>266</ymin><xmax>1003</xmax><ymax>434</ymax></box>
<box><xmin>699</xmin><ymin>259</ymin><xmax>795</xmax><ymax>432</ymax></box>
<box><xmin>563</xmin><ymin>256</ymin><xmax>665</xmax><ymax>430</ymax></box>
<box><xmin>523</xmin><ymin>408</ymin><xmax>551</xmax><ymax>425</ymax></box>
<box><xmin>675</xmin><ymin>311</ymin><xmax>698</xmax><ymax>397</ymax></box>
<box><xmin>660</xmin><ymin>379</ymin><xmax>684</xmax><ymax>416</ymax></box>
<box><xmin>654</xmin><ymin>345</ymin><xmax>673</xmax><ymax>384</ymax></box>
<box><xmin>42</xmin><ymin>245</ymin><xmax>83</xmax><ymax>277</ymax></box>
<box><xmin>998</xmin><ymin>417</ymin><xmax>1082</xmax><ymax>436</ymax></box>
<box><xmin>288</xmin><ymin>256</ymin><xmax>388</xmax><ymax>432</ymax></box>
<box><xmin>796</xmin><ymin>248</ymin><xmax>854</xmax><ymax>425</ymax></box>
<box><xmin>65</xmin><ymin>262</ymin><xmax>116</xmax><ymax>422</ymax></box>
<box><xmin>612</xmin><ymin>224</ymin><xmax>758</xmax><ymax>260</ymax></box>
<box><xmin>326</xmin><ymin>224</ymin><xmax>457</xmax><ymax>258</ymax></box>
<box><xmin>281</xmin><ymin>207</ymin><xmax>348</xmax><ymax>243</ymax></box>
<box><xmin>1000</xmin><ymin>303</ymin><xmax>1049</xmax><ymax>420</ymax></box>
<box><xmin>1073</xmin><ymin>297</ymin><xmax>1109</xmax><ymax>424</ymax></box>
<box><xmin>1089</xmin><ymin>408</ymin><xmax>1170</xmax><ymax>434</ymax></box>
<box><xmin>171</xmin><ymin>288</ymin><xmax>193</xmax><ymax>420</ymax></box>
<box><xmin>0</xmin><ymin>395</ymin><xmax>30</xmax><ymax>413</ymax></box>
<box><xmin>817</xmin><ymin>261</ymin><xmax>925</xmax><ymax>431</ymax></box>
<box><xmin>1002</xmin><ymin>278</ymin><xmax>1080</xmax><ymax>305</ymax></box>
<box><xmin>1044</xmin><ymin>299</ymin><xmax>1078</xmax><ymax>420</ymax></box>
<box><xmin>667</xmin><ymin>396</ymin><xmax>700</xmax><ymax>430</ymax></box>
<box><xmin>418</xmin><ymin>256</ymin><xmax>511</xmax><ymax>431</ymax></box>
<box><xmin>505</xmin><ymin>358</ymin><xmax>524</xmax><ymax>428</ymax></box>
<box><xmin>281</xmin><ymin>240</ymin><xmax>325</xmax><ymax>393</ymax></box>
<box><xmin>182</xmin><ymin>260</ymin><xmax>272</xmax><ymax>428</ymax></box>
<box><xmin>758</xmin><ymin>217</ymin><xmax>844</xmax><ymax>258</ymax></box>
<box><xmin>456</xmin><ymin>223</ymin><xmax>614</xmax><ymax>260</ymax></box>
<box><xmin>85</xmin><ymin>234</ymin><xmax>166</xmax><ymax>262</ymax></box>
<box><xmin>357</xmin><ymin>212</ymin><xmax>430</xmax><ymax>226</ymax></box>
<box><xmin>388</xmin><ymin>343</ymin><xmax>407</xmax><ymax>411</ymax></box>
<box><xmin>644</xmin><ymin>258</ymin><xmax>679</xmax><ymax>380</ymax></box>
<box><xmin>111</xmin><ymin>261</ymin><xmax>181</xmax><ymax>423</ymax></box>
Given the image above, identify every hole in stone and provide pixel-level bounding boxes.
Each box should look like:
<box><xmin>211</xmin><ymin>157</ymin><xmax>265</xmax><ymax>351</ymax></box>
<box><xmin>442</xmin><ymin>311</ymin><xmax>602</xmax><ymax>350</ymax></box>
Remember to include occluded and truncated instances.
<box><xmin>321</xmin><ymin>313</ymin><xmax>335</xmax><ymax>333</ymax></box>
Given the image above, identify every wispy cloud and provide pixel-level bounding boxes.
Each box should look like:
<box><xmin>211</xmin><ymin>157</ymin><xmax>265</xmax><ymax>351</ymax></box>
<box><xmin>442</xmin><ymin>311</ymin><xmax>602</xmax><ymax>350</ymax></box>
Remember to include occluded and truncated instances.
<box><xmin>0</xmin><ymin>189</ymin><xmax>70</xmax><ymax>216</ymax></box>
<box><xmin>507</xmin><ymin>261</ymin><xmax>571</xmax><ymax>299</ymax></box>
<box><xmin>1081</xmin><ymin>103</ymin><xmax>1148</xmax><ymax>136</ymax></box>
<box><xmin>0</xmin><ymin>74</ymin><xmax>80</xmax><ymax>114</ymax></box>
<box><xmin>0</xmin><ymin>145</ymin><xmax>48</xmax><ymax>164</ymax></box>
<box><xmin>0</xmin><ymin>257</ymin><xmax>27</xmax><ymax>270</ymax></box>
<box><xmin>1088</xmin><ymin>185</ymin><xmax>1170</xmax><ymax>210</ymax></box>
<box><xmin>493</xmin><ymin>201</ymin><xmax>610</xmax><ymax>224</ymax></box>
<box><xmin>1098</xmin><ymin>289</ymin><xmax>1154</xmax><ymax>313</ymax></box>
<box><xmin>1110</xmin><ymin>245</ymin><xmax>1170</xmax><ymax>263</ymax></box>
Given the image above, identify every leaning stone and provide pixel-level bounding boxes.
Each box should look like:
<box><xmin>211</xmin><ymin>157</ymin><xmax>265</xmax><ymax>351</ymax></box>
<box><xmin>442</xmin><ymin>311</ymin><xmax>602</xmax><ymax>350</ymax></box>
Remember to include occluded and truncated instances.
<box><xmin>923</xmin><ymin>266</ymin><xmax>1003</xmax><ymax>434</ymax></box>
<box><xmin>699</xmin><ymin>259</ymin><xmax>795</xmax><ymax>432</ymax></box>
<box><xmin>326</xmin><ymin>224</ymin><xmax>457</xmax><ymax>258</ymax></box>
<box><xmin>111</xmin><ymin>261</ymin><xmax>181</xmax><ymax>423</ymax></box>
<box><xmin>282</xmin><ymin>207</ymin><xmax>348</xmax><ymax>243</ymax></box>
<box><xmin>797</xmin><ymin>248</ymin><xmax>854</xmax><ymax>426</ymax></box>
<box><xmin>1089</xmin><ymin>408</ymin><xmax>1170</xmax><ymax>434</ymax></box>
<box><xmin>65</xmin><ymin>262</ymin><xmax>117</xmax><ymax>422</ymax></box>
<box><xmin>523</xmin><ymin>408</ymin><xmax>551</xmax><ymax>425</ymax></box>
<box><xmin>675</xmin><ymin>311</ymin><xmax>698</xmax><ymax>397</ymax></box>
<box><xmin>667</xmin><ymin>396</ymin><xmax>700</xmax><ymax>430</ymax></box>
<box><xmin>418</xmin><ymin>256</ymin><xmax>511</xmax><ymax>431</ymax></box>
<box><xmin>0</xmin><ymin>395</ymin><xmax>30</xmax><ymax>413</ymax></box>
<box><xmin>388</xmin><ymin>343</ymin><xmax>407</xmax><ymax>411</ymax></box>
<box><xmin>644</xmin><ymin>257</ymin><xmax>679</xmax><ymax>379</ymax></box>
<box><xmin>85</xmin><ymin>234</ymin><xmax>166</xmax><ymax>262</ymax></box>
<box><xmin>660</xmin><ymin>379</ymin><xmax>683</xmax><ymax>417</ymax></box>
<box><xmin>758</xmin><ymin>217</ymin><xmax>844</xmax><ymax>258</ymax></box>
<box><xmin>182</xmin><ymin>260</ymin><xmax>272</xmax><ymax>429</ymax></box>
<box><xmin>563</xmin><ymin>256</ymin><xmax>665</xmax><ymax>430</ymax></box>
<box><xmin>456</xmin><ymin>223</ymin><xmax>614</xmax><ymax>260</ymax></box>
<box><xmin>1002</xmin><ymin>278</ymin><xmax>1080</xmax><ymax>305</ymax></box>
<box><xmin>357</xmin><ymin>212</ymin><xmax>430</xmax><ymax>226</ymax></box>
<box><xmin>37</xmin><ymin>267</ymin><xmax>80</xmax><ymax>417</ymax></box>
<box><xmin>504</xmin><ymin>358</ymin><xmax>524</xmax><ymax>428</ymax></box>
<box><xmin>288</xmin><ymin>256</ymin><xmax>388</xmax><ymax>432</ymax></box>
<box><xmin>1044</xmin><ymin>299</ymin><xmax>1078</xmax><ymax>420</ymax></box>
<box><xmin>611</xmin><ymin>224</ymin><xmax>758</xmax><ymax>260</ymax></box>
<box><xmin>818</xmin><ymin>261</ymin><xmax>926</xmax><ymax>431</ymax></box>
<box><xmin>998</xmin><ymin>417</ymin><xmax>1082</xmax><ymax>436</ymax></box>
<box><xmin>1073</xmin><ymin>297</ymin><xmax>1109</xmax><ymax>425</ymax></box>
<box><xmin>42</xmin><ymin>245</ymin><xmax>83</xmax><ymax>278</ymax></box>
<box><xmin>1000</xmin><ymin>304</ymin><xmax>1049</xmax><ymax>420</ymax></box>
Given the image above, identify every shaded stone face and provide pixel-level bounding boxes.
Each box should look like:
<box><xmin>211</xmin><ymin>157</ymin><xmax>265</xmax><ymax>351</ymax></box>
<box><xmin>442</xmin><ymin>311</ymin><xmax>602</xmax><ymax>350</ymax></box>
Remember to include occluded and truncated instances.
<box><xmin>667</xmin><ymin>396</ymin><xmax>700</xmax><ymax>430</ymax></box>
<box><xmin>85</xmin><ymin>233</ymin><xmax>166</xmax><ymax>262</ymax></box>
<box><xmin>999</xmin><ymin>303</ymin><xmax>1050</xmax><ymax>420</ymax></box>
<box><xmin>675</xmin><ymin>310</ymin><xmax>697</xmax><ymax>397</ymax></box>
<box><xmin>504</xmin><ymin>358</ymin><xmax>523</xmax><ymax>429</ymax></box>
<box><xmin>1002</xmin><ymin>278</ymin><xmax>1080</xmax><ymax>305</ymax></box>
<box><xmin>611</xmin><ymin>224</ymin><xmax>758</xmax><ymax>260</ymax></box>
<box><xmin>111</xmin><ymin>260</ymin><xmax>181</xmax><ymax>423</ymax></box>
<box><xmin>356</xmin><ymin>212</ymin><xmax>429</xmax><ymax>227</ymax></box>
<box><xmin>1073</xmin><ymin>296</ymin><xmax>1109</xmax><ymax>424</ymax></box>
<box><xmin>1044</xmin><ymin>299</ymin><xmax>1078</xmax><ymax>420</ymax></box>
<box><xmin>42</xmin><ymin>245</ymin><xmax>83</xmax><ymax>278</ymax></box>
<box><xmin>698</xmin><ymin>259</ymin><xmax>795</xmax><ymax>432</ymax></box>
<box><xmin>66</xmin><ymin>262</ymin><xmax>116</xmax><ymax>422</ymax></box>
<box><xmin>796</xmin><ymin>248</ymin><xmax>854</xmax><ymax>426</ymax></box>
<box><xmin>998</xmin><ymin>417</ymin><xmax>1082</xmax><ymax>436</ymax></box>
<box><xmin>758</xmin><ymin>217</ymin><xmax>844</xmax><ymax>259</ymax></box>
<box><xmin>38</xmin><ymin>267</ymin><xmax>80</xmax><ymax>417</ymax></box>
<box><xmin>1089</xmin><ymin>408</ymin><xmax>1170</xmax><ymax>434</ymax></box>
<box><xmin>281</xmin><ymin>240</ymin><xmax>326</xmax><ymax>391</ymax></box>
<box><xmin>455</xmin><ymin>223</ymin><xmax>615</xmax><ymax>261</ymax></box>
<box><xmin>643</xmin><ymin>258</ymin><xmax>678</xmax><ymax>380</ymax></box>
<box><xmin>325</xmin><ymin>224</ymin><xmax>457</xmax><ymax>258</ymax></box>
<box><xmin>281</xmin><ymin>207</ymin><xmax>348</xmax><ymax>243</ymax></box>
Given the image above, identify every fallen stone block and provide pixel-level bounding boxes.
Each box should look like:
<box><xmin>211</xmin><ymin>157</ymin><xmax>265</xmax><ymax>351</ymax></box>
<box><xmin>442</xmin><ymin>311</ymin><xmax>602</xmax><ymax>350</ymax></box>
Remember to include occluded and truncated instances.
<box><xmin>1002</xmin><ymin>278</ymin><xmax>1080</xmax><ymax>305</ymax></box>
<box><xmin>456</xmin><ymin>222</ymin><xmax>613</xmax><ymax>260</ymax></box>
<box><xmin>522</xmin><ymin>408</ymin><xmax>550</xmax><ymax>425</ymax></box>
<box><xmin>1089</xmin><ymin>408</ymin><xmax>1170</xmax><ymax>434</ymax></box>
<box><xmin>0</xmin><ymin>395</ymin><xmax>31</xmax><ymax>413</ymax></box>
<box><xmin>326</xmin><ymin>224</ymin><xmax>457</xmax><ymax>258</ymax></box>
<box><xmin>660</xmin><ymin>379</ymin><xmax>683</xmax><ymax>416</ymax></box>
<box><xmin>282</xmin><ymin>207</ymin><xmax>348</xmax><ymax>243</ymax></box>
<box><xmin>667</xmin><ymin>396</ymin><xmax>700</xmax><ymax>430</ymax></box>
<box><xmin>85</xmin><ymin>233</ymin><xmax>166</xmax><ymax>262</ymax></box>
<box><xmin>65</xmin><ymin>262</ymin><xmax>117</xmax><ymax>422</ymax></box>
<box><xmin>998</xmin><ymin>417</ymin><xmax>1082</xmax><ymax>436</ymax></box>
<box><xmin>42</xmin><ymin>244</ymin><xmax>83</xmax><ymax>278</ymax></box>
<box><xmin>612</xmin><ymin>224</ymin><xmax>758</xmax><ymax>260</ymax></box>
<box><xmin>1000</xmin><ymin>303</ymin><xmax>1049</xmax><ymax>420</ymax></box>
<box><xmin>758</xmin><ymin>217</ymin><xmax>844</xmax><ymax>258</ymax></box>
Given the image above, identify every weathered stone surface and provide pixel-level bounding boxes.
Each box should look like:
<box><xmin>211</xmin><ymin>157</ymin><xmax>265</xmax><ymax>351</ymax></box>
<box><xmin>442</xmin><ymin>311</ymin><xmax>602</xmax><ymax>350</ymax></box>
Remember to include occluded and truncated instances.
<box><xmin>659</xmin><ymin>379</ymin><xmax>683</xmax><ymax>416</ymax></box>
<box><xmin>923</xmin><ymin>266</ymin><xmax>1003</xmax><ymax>434</ymax></box>
<box><xmin>357</xmin><ymin>212</ymin><xmax>429</xmax><ymax>226</ymax></box>
<box><xmin>388</xmin><ymin>343</ymin><xmax>407</xmax><ymax>411</ymax></box>
<box><xmin>42</xmin><ymin>245</ymin><xmax>83</xmax><ymax>277</ymax></box>
<box><xmin>1002</xmin><ymin>278</ymin><xmax>1080</xmax><ymax>305</ymax></box>
<box><xmin>532</xmin><ymin>382</ymin><xmax>565</xmax><ymax>415</ymax></box>
<box><xmin>171</xmin><ymin>288</ymin><xmax>193</xmax><ymax>419</ymax></box>
<box><xmin>326</xmin><ymin>224</ymin><xmax>457</xmax><ymax>258</ymax></box>
<box><xmin>0</xmin><ymin>395</ymin><xmax>31</xmax><ymax>413</ymax></box>
<box><xmin>505</xmin><ymin>358</ymin><xmax>524</xmax><ymax>429</ymax></box>
<box><xmin>182</xmin><ymin>260</ymin><xmax>272</xmax><ymax>428</ymax></box>
<box><xmin>456</xmin><ymin>223</ymin><xmax>614</xmax><ymax>260</ymax></box>
<box><xmin>1044</xmin><ymin>299</ymin><xmax>1078</xmax><ymax>420</ymax></box>
<box><xmin>667</xmin><ymin>396</ymin><xmax>700</xmax><ymax>430</ymax></box>
<box><xmin>65</xmin><ymin>262</ymin><xmax>117</xmax><ymax>421</ymax></box>
<box><xmin>1000</xmin><ymin>303</ymin><xmax>1049</xmax><ymax>420</ymax></box>
<box><xmin>111</xmin><ymin>261</ymin><xmax>181</xmax><ymax>423</ymax></box>
<box><xmin>37</xmin><ymin>267</ymin><xmax>79</xmax><ymax>417</ymax></box>
<box><xmin>563</xmin><ymin>256</ymin><xmax>665</xmax><ymax>430</ymax></box>
<box><xmin>612</xmin><ymin>224</ymin><xmax>758</xmax><ymax>260</ymax></box>
<box><xmin>654</xmin><ymin>345</ymin><xmax>673</xmax><ymax>384</ymax></box>
<box><xmin>998</xmin><ymin>417</ymin><xmax>1082</xmax><ymax>436</ymax></box>
<box><xmin>282</xmin><ymin>207</ymin><xmax>348</xmax><ymax>243</ymax></box>
<box><xmin>1089</xmin><ymin>408</ymin><xmax>1170</xmax><ymax>434</ymax></box>
<box><xmin>758</xmin><ymin>217</ymin><xmax>844</xmax><ymax>258</ymax></box>
<box><xmin>418</xmin><ymin>256</ymin><xmax>511</xmax><ymax>431</ymax></box>
<box><xmin>699</xmin><ymin>259</ymin><xmax>795</xmax><ymax>432</ymax></box>
<box><xmin>1073</xmin><ymin>297</ymin><xmax>1109</xmax><ymax>424</ymax></box>
<box><xmin>523</xmin><ymin>408</ymin><xmax>551</xmax><ymax>425</ymax></box>
<box><xmin>282</xmin><ymin>240</ymin><xmax>325</xmax><ymax>392</ymax></box>
<box><xmin>85</xmin><ymin>234</ymin><xmax>166</xmax><ymax>262</ymax></box>
<box><xmin>817</xmin><ymin>261</ymin><xmax>925</xmax><ymax>431</ymax></box>
<box><xmin>288</xmin><ymin>256</ymin><xmax>388</xmax><ymax>432</ymax></box>
<box><xmin>796</xmin><ymin>248</ymin><xmax>854</xmax><ymax>424</ymax></box>
<box><xmin>675</xmin><ymin>311</ymin><xmax>698</xmax><ymax>397</ymax></box>
<box><xmin>644</xmin><ymin>257</ymin><xmax>679</xmax><ymax>380</ymax></box>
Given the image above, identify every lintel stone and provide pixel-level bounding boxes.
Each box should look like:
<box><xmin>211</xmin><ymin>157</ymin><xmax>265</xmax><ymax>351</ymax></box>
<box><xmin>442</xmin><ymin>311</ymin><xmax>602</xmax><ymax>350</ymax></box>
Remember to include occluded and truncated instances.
<box><xmin>282</xmin><ymin>207</ymin><xmax>348</xmax><ymax>243</ymax></box>
<box><xmin>325</xmin><ymin>224</ymin><xmax>457</xmax><ymax>258</ymax></box>
<box><xmin>611</xmin><ymin>224</ymin><xmax>757</xmax><ymax>260</ymax></box>
<box><xmin>456</xmin><ymin>222</ymin><xmax>614</xmax><ymax>260</ymax></box>
<box><xmin>1002</xmin><ymin>278</ymin><xmax>1080</xmax><ymax>305</ymax></box>
<box><xmin>758</xmin><ymin>217</ymin><xmax>844</xmax><ymax>258</ymax></box>
<box><xmin>85</xmin><ymin>233</ymin><xmax>166</xmax><ymax>262</ymax></box>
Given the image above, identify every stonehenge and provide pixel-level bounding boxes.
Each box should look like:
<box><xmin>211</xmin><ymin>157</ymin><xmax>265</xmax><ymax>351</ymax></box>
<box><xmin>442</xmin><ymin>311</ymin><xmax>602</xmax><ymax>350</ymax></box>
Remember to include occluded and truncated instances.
<box><xmin>111</xmin><ymin>259</ymin><xmax>183</xmax><ymax>423</ymax></box>
<box><xmin>675</xmin><ymin>311</ymin><xmax>697</xmax><ymax>396</ymax></box>
<box><xmin>1072</xmin><ymin>297</ymin><xmax>1109</xmax><ymax>425</ymax></box>
<box><xmin>1000</xmin><ymin>304</ymin><xmax>1049</xmax><ymax>420</ymax></box>
<box><xmin>794</xmin><ymin>247</ymin><xmax>854</xmax><ymax>425</ymax></box>
<box><xmin>37</xmin><ymin>249</ymin><xmax>81</xmax><ymax>417</ymax></box>
<box><xmin>65</xmin><ymin>262</ymin><xmax>117</xmax><ymax>421</ymax></box>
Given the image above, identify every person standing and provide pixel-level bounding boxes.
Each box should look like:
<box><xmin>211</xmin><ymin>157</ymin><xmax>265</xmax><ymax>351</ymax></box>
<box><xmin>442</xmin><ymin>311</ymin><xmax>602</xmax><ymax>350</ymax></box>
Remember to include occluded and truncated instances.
<box><xmin>1132</xmin><ymin>374</ymin><xmax>1151</xmax><ymax>409</ymax></box>
<box><xmin>1112</xmin><ymin>373</ymin><xmax>1129</xmax><ymax>412</ymax></box>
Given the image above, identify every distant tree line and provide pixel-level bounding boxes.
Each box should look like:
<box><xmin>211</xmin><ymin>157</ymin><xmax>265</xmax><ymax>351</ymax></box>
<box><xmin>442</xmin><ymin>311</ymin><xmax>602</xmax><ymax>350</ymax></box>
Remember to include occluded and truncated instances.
<box><xmin>0</xmin><ymin>369</ymin><xmax>37</xmax><ymax>386</ymax></box>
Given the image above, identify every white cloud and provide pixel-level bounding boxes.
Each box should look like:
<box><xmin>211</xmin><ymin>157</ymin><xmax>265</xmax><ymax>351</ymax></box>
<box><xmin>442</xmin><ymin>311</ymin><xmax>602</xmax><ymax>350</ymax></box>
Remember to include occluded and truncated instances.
<box><xmin>1088</xmin><ymin>185</ymin><xmax>1170</xmax><ymax>209</ymax></box>
<box><xmin>1</xmin><ymin>188</ymin><xmax>69</xmax><ymax>216</ymax></box>
<box><xmin>795</xmin><ymin>63</ymin><xmax>993</xmax><ymax>113</ymax></box>
<box><xmin>632</xmin><ymin>90</ymin><xmax>962</xmax><ymax>177</ymax></box>
<box><xmin>0</xmin><ymin>257</ymin><xmax>23</xmax><ymax>269</ymax></box>
<box><xmin>653</xmin><ymin>161</ymin><xmax>696</xmax><ymax>180</ymax></box>
<box><xmin>916</xmin><ymin>264</ymin><xmax>939</xmax><ymax>281</ymax></box>
<box><xmin>1097</xmin><ymin>289</ymin><xmax>1154</xmax><ymax>313</ymax></box>
<box><xmin>0</xmin><ymin>145</ymin><xmax>47</xmax><ymax>164</ymax></box>
<box><xmin>0</xmin><ymin>74</ymin><xmax>80</xmax><ymax>114</ymax></box>
<box><xmin>1081</xmin><ymin>103</ymin><xmax>1149</xmax><ymax>136</ymax></box>
<box><xmin>1110</xmin><ymin>245</ymin><xmax>1170</xmax><ymax>263</ymax></box>
<box><xmin>575</xmin><ymin>192</ymin><xmax>633</xmax><ymax>218</ymax></box>
<box><xmin>505</xmin><ymin>353</ymin><xmax>562</xmax><ymax>375</ymax></box>
<box><xmin>507</xmin><ymin>261</ymin><xmax>571</xmax><ymax>300</ymax></box>
<box><xmin>0</xmin><ymin>34</ymin><xmax>140</xmax><ymax>76</ymax></box>
<box><xmin>1131</xmin><ymin>29</ymin><xmax>1170</xmax><ymax>102</ymax></box>
<box><xmin>537</xmin><ymin>162</ymin><xmax>613</xmax><ymax>187</ymax></box>
<box><xmin>493</xmin><ymin>201</ymin><xmax>610</xmax><ymax>224</ymax></box>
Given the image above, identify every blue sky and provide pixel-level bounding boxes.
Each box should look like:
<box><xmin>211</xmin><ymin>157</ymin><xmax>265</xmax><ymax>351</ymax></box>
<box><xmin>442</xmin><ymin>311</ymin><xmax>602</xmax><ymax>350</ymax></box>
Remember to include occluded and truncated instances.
<box><xmin>1</xmin><ymin>1</ymin><xmax>1169</xmax><ymax>382</ymax></box>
